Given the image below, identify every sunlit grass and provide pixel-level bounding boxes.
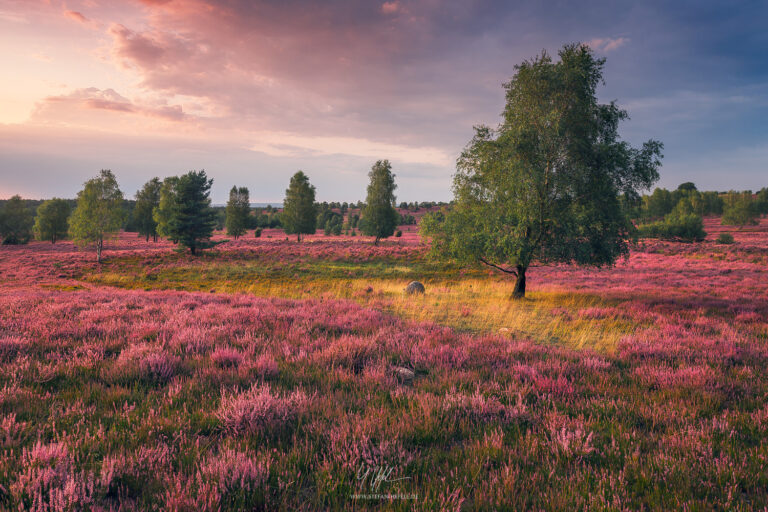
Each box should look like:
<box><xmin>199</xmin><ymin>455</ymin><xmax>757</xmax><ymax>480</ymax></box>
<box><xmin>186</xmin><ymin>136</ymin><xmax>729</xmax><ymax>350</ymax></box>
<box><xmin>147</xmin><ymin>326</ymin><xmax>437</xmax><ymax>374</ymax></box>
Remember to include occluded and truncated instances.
<box><xmin>87</xmin><ymin>259</ymin><xmax>639</xmax><ymax>352</ymax></box>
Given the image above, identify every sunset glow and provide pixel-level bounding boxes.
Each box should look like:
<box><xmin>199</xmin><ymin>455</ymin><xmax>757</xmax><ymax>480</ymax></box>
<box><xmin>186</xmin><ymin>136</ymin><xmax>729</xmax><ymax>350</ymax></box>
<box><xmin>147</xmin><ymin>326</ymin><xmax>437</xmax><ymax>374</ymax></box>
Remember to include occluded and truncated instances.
<box><xmin>1</xmin><ymin>0</ymin><xmax>767</xmax><ymax>201</ymax></box>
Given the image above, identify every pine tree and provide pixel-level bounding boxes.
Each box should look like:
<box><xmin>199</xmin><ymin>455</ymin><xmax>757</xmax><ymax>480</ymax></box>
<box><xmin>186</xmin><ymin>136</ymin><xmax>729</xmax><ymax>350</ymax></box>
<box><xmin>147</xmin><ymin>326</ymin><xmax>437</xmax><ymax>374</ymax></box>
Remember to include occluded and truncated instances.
<box><xmin>154</xmin><ymin>170</ymin><xmax>217</xmax><ymax>254</ymax></box>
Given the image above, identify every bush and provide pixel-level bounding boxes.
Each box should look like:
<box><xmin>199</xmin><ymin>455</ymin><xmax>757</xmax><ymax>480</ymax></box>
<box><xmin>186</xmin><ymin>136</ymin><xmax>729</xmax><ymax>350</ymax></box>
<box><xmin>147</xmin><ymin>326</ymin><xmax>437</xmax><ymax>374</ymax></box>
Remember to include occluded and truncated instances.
<box><xmin>716</xmin><ymin>233</ymin><xmax>734</xmax><ymax>244</ymax></box>
<box><xmin>254</xmin><ymin>227</ymin><xmax>262</xmax><ymax>238</ymax></box>
<box><xmin>639</xmin><ymin>212</ymin><xmax>706</xmax><ymax>242</ymax></box>
<box><xmin>722</xmin><ymin>191</ymin><xmax>759</xmax><ymax>227</ymax></box>
<box><xmin>395</xmin><ymin>230</ymin><xmax>402</xmax><ymax>237</ymax></box>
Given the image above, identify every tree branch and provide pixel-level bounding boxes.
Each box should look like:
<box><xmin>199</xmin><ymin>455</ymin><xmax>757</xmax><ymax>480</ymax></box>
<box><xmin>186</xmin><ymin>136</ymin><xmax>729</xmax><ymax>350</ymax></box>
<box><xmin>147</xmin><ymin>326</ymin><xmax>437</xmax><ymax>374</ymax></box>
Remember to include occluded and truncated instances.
<box><xmin>478</xmin><ymin>257</ymin><xmax>518</xmax><ymax>276</ymax></box>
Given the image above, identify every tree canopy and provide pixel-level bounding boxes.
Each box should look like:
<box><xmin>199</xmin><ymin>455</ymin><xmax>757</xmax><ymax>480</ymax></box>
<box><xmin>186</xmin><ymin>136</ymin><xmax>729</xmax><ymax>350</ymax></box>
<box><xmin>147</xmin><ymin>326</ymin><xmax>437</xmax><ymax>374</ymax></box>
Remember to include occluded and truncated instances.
<box><xmin>422</xmin><ymin>43</ymin><xmax>663</xmax><ymax>298</ymax></box>
<box><xmin>0</xmin><ymin>195</ymin><xmax>34</xmax><ymax>245</ymax></box>
<box><xmin>722</xmin><ymin>191</ymin><xmax>759</xmax><ymax>227</ymax></box>
<box><xmin>34</xmin><ymin>198</ymin><xmax>71</xmax><ymax>243</ymax></box>
<box><xmin>282</xmin><ymin>171</ymin><xmax>317</xmax><ymax>242</ymax></box>
<box><xmin>134</xmin><ymin>178</ymin><xmax>162</xmax><ymax>242</ymax></box>
<box><xmin>360</xmin><ymin>159</ymin><xmax>399</xmax><ymax>244</ymax></box>
<box><xmin>154</xmin><ymin>170</ymin><xmax>217</xmax><ymax>255</ymax></box>
<box><xmin>69</xmin><ymin>170</ymin><xmax>125</xmax><ymax>262</ymax></box>
<box><xmin>225</xmin><ymin>186</ymin><xmax>250</xmax><ymax>239</ymax></box>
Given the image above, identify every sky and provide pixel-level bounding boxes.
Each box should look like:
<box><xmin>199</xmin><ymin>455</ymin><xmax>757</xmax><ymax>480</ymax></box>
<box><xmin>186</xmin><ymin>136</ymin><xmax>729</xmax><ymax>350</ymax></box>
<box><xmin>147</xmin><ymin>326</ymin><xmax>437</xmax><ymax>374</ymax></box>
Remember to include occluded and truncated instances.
<box><xmin>0</xmin><ymin>0</ymin><xmax>767</xmax><ymax>203</ymax></box>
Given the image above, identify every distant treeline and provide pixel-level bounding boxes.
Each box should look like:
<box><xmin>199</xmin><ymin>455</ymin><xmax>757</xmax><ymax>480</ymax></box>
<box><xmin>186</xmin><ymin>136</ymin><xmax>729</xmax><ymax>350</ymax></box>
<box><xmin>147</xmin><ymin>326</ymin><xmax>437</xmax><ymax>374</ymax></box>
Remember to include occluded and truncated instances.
<box><xmin>625</xmin><ymin>182</ymin><xmax>768</xmax><ymax>242</ymax></box>
<box><xmin>0</xmin><ymin>161</ymin><xmax>452</xmax><ymax>258</ymax></box>
<box><xmin>2</xmin><ymin>174</ymin><xmax>763</xmax><ymax>250</ymax></box>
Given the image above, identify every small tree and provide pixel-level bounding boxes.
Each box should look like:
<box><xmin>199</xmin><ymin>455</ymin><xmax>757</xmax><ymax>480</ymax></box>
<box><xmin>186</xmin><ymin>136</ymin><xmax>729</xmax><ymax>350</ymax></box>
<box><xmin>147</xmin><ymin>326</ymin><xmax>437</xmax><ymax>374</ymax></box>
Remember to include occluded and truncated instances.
<box><xmin>69</xmin><ymin>170</ymin><xmax>124</xmax><ymax>262</ymax></box>
<box><xmin>34</xmin><ymin>198</ymin><xmax>70</xmax><ymax>243</ymax></box>
<box><xmin>722</xmin><ymin>191</ymin><xmax>759</xmax><ymax>227</ymax></box>
<box><xmin>422</xmin><ymin>44</ymin><xmax>662</xmax><ymax>298</ymax></box>
<box><xmin>154</xmin><ymin>170</ymin><xmax>217</xmax><ymax>255</ymax></box>
<box><xmin>0</xmin><ymin>195</ymin><xmax>34</xmax><ymax>244</ymax></box>
<box><xmin>225</xmin><ymin>186</ymin><xmax>250</xmax><ymax>239</ymax></box>
<box><xmin>134</xmin><ymin>178</ymin><xmax>162</xmax><ymax>242</ymax></box>
<box><xmin>282</xmin><ymin>171</ymin><xmax>317</xmax><ymax>242</ymax></box>
<box><xmin>361</xmin><ymin>159</ymin><xmax>399</xmax><ymax>245</ymax></box>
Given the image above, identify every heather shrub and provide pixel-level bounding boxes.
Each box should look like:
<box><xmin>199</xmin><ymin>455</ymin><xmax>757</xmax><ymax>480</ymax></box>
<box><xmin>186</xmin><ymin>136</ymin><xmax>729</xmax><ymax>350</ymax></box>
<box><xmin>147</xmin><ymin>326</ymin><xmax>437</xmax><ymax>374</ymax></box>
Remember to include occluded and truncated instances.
<box><xmin>716</xmin><ymin>232</ymin><xmax>734</xmax><ymax>244</ymax></box>
<box><xmin>211</xmin><ymin>347</ymin><xmax>243</xmax><ymax>368</ymax></box>
<box><xmin>0</xmin><ymin>335</ymin><xmax>25</xmax><ymax>361</ymax></box>
<box><xmin>112</xmin><ymin>344</ymin><xmax>181</xmax><ymax>384</ymax></box>
<box><xmin>101</xmin><ymin>445</ymin><xmax>173</xmax><ymax>500</ymax></box>
<box><xmin>11</xmin><ymin>441</ymin><xmax>97</xmax><ymax>511</ymax></box>
<box><xmin>198</xmin><ymin>447</ymin><xmax>271</xmax><ymax>508</ymax></box>
<box><xmin>217</xmin><ymin>384</ymin><xmax>311</xmax><ymax>435</ymax></box>
<box><xmin>252</xmin><ymin>353</ymin><xmax>279</xmax><ymax>379</ymax></box>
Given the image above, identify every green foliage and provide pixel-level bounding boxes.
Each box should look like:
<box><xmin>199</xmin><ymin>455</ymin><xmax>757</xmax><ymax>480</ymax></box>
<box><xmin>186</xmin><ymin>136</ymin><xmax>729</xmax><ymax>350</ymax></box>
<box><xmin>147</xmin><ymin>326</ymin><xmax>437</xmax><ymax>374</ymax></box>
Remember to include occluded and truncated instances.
<box><xmin>642</xmin><ymin>188</ymin><xmax>675</xmax><ymax>219</ymax></box>
<box><xmin>69</xmin><ymin>170</ymin><xmax>125</xmax><ymax>261</ymax></box>
<box><xmin>254</xmin><ymin>227</ymin><xmax>262</xmax><ymax>238</ymax></box>
<box><xmin>316</xmin><ymin>205</ymin><xmax>343</xmax><ymax>236</ymax></box>
<box><xmin>282</xmin><ymin>171</ymin><xmax>317</xmax><ymax>241</ymax></box>
<box><xmin>756</xmin><ymin>187</ymin><xmax>768</xmax><ymax>214</ymax></box>
<box><xmin>0</xmin><ymin>195</ymin><xmax>34</xmax><ymax>245</ymax></box>
<box><xmin>722</xmin><ymin>191</ymin><xmax>760</xmax><ymax>227</ymax></box>
<box><xmin>154</xmin><ymin>170</ymin><xmax>217</xmax><ymax>255</ymax></box>
<box><xmin>360</xmin><ymin>160</ymin><xmax>399</xmax><ymax>244</ymax></box>
<box><xmin>134</xmin><ymin>178</ymin><xmax>161</xmax><ymax>242</ymax></box>
<box><xmin>423</xmin><ymin>44</ymin><xmax>662</xmax><ymax>298</ymax></box>
<box><xmin>33</xmin><ymin>198</ymin><xmax>70</xmax><ymax>243</ymax></box>
<box><xmin>638</xmin><ymin>209</ymin><xmax>706</xmax><ymax>242</ymax></box>
<box><xmin>699</xmin><ymin>191</ymin><xmax>724</xmax><ymax>216</ymax></box>
<box><xmin>395</xmin><ymin>229</ymin><xmax>402</xmax><ymax>237</ymax></box>
<box><xmin>716</xmin><ymin>232</ymin><xmax>734</xmax><ymax>244</ymax></box>
<box><xmin>225</xmin><ymin>186</ymin><xmax>250</xmax><ymax>239</ymax></box>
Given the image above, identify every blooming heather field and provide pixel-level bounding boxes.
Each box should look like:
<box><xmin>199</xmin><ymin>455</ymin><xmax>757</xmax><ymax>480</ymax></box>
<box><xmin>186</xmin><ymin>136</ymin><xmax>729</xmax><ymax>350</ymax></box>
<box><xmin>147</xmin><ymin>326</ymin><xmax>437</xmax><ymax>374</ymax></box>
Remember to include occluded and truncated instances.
<box><xmin>1</xmin><ymin>218</ymin><xmax>768</xmax><ymax>510</ymax></box>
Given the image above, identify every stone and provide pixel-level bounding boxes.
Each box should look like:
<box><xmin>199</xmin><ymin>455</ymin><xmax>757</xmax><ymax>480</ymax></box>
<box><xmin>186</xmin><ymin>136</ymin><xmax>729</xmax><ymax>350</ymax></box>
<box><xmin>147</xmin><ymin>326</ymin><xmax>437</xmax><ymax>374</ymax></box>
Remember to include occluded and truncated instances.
<box><xmin>405</xmin><ymin>281</ymin><xmax>425</xmax><ymax>295</ymax></box>
<box><xmin>393</xmin><ymin>366</ymin><xmax>415</xmax><ymax>384</ymax></box>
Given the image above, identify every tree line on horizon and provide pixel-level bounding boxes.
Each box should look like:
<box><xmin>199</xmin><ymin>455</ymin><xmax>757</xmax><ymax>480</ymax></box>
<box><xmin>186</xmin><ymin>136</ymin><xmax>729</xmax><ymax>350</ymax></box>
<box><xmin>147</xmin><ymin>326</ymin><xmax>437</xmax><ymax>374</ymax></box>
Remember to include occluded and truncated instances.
<box><xmin>0</xmin><ymin>159</ymin><xmax>407</xmax><ymax>261</ymax></box>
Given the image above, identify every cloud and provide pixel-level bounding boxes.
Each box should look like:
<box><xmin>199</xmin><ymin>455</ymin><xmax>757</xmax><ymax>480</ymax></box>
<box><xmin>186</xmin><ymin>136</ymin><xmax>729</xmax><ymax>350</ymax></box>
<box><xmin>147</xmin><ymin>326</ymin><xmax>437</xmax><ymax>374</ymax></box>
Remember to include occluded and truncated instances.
<box><xmin>64</xmin><ymin>10</ymin><xmax>89</xmax><ymax>24</ymax></box>
<box><xmin>248</xmin><ymin>131</ymin><xmax>453</xmax><ymax>167</ymax></box>
<box><xmin>32</xmin><ymin>87</ymin><xmax>186</xmax><ymax>125</ymax></box>
<box><xmin>586</xmin><ymin>37</ymin><xmax>628</xmax><ymax>52</ymax></box>
<box><xmin>380</xmin><ymin>1</ymin><xmax>401</xmax><ymax>15</ymax></box>
<box><xmin>109</xmin><ymin>24</ymin><xmax>167</xmax><ymax>68</ymax></box>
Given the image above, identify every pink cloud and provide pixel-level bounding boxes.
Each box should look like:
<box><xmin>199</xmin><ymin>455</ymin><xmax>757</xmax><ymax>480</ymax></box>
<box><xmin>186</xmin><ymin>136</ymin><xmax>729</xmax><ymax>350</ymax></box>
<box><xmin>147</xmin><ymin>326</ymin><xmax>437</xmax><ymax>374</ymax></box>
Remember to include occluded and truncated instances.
<box><xmin>586</xmin><ymin>37</ymin><xmax>629</xmax><ymax>52</ymax></box>
<box><xmin>33</xmin><ymin>87</ymin><xmax>186</xmax><ymax>123</ymax></box>
<box><xmin>64</xmin><ymin>10</ymin><xmax>89</xmax><ymax>24</ymax></box>
<box><xmin>381</xmin><ymin>1</ymin><xmax>400</xmax><ymax>15</ymax></box>
<box><xmin>109</xmin><ymin>23</ymin><xmax>166</xmax><ymax>68</ymax></box>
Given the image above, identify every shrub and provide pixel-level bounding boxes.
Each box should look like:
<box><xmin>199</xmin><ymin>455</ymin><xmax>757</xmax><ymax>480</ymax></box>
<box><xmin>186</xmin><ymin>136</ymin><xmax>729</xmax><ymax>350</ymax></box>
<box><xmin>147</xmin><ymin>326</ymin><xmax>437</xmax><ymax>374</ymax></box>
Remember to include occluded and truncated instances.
<box><xmin>716</xmin><ymin>233</ymin><xmax>734</xmax><ymax>244</ymax></box>
<box><xmin>254</xmin><ymin>227</ymin><xmax>262</xmax><ymax>238</ymax></box>
<box><xmin>639</xmin><ymin>212</ymin><xmax>706</xmax><ymax>242</ymax></box>
<box><xmin>395</xmin><ymin>230</ymin><xmax>402</xmax><ymax>237</ymax></box>
<box><xmin>211</xmin><ymin>347</ymin><xmax>243</xmax><ymax>368</ymax></box>
<box><xmin>217</xmin><ymin>384</ymin><xmax>310</xmax><ymax>435</ymax></box>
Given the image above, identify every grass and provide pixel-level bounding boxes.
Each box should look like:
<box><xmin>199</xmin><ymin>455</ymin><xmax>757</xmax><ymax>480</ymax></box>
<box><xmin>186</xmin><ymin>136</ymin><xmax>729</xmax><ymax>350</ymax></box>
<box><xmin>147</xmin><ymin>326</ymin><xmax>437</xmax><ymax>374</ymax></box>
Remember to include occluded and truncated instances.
<box><xmin>85</xmin><ymin>254</ymin><xmax>638</xmax><ymax>352</ymax></box>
